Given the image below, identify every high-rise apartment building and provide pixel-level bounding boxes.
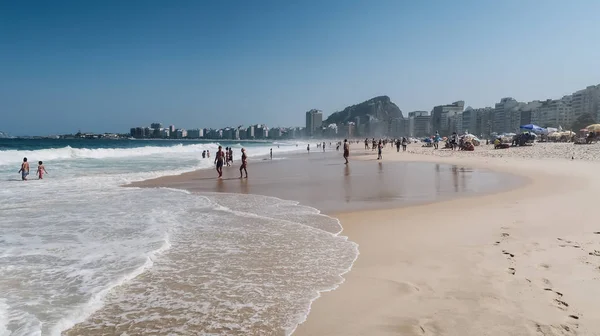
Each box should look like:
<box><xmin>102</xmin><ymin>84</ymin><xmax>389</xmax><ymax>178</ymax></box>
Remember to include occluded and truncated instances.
<box><xmin>305</xmin><ymin>109</ymin><xmax>323</xmax><ymax>137</ymax></box>
<box><xmin>493</xmin><ymin>98</ymin><xmax>520</xmax><ymax>134</ymax></box>
<box><xmin>408</xmin><ymin>111</ymin><xmax>430</xmax><ymax>137</ymax></box>
<box><xmin>431</xmin><ymin>101</ymin><xmax>464</xmax><ymax>135</ymax></box>
<box><xmin>571</xmin><ymin>85</ymin><xmax>600</xmax><ymax>122</ymax></box>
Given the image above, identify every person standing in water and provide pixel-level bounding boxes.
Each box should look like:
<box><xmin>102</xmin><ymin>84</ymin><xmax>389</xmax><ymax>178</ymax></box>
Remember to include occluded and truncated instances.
<box><xmin>343</xmin><ymin>139</ymin><xmax>350</xmax><ymax>164</ymax></box>
<box><xmin>229</xmin><ymin>147</ymin><xmax>234</xmax><ymax>163</ymax></box>
<box><xmin>37</xmin><ymin>161</ymin><xmax>48</xmax><ymax>179</ymax></box>
<box><xmin>240</xmin><ymin>148</ymin><xmax>248</xmax><ymax>178</ymax></box>
<box><xmin>18</xmin><ymin>157</ymin><xmax>29</xmax><ymax>181</ymax></box>
<box><xmin>225</xmin><ymin>147</ymin><xmax>231</xmax><ymax>167</ymax></box>
<box><xmin>270</xmin><ymin>148</ymin><xmax>273</xmax><ymax>160</ymax></box>
<box><xmin>215</xmin><ymin>146</ymin><xmax>225</xmax><ymax>178</ymax></box>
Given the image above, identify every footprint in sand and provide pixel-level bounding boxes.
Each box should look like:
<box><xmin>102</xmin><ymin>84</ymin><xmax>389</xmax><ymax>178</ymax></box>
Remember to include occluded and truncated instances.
<box><xmin>508</xmin><ymin>267</ymin><xmax>516</xmax><ymax>275</ymax></box>
<box><xmin>593</xmin><ymin>232</ymin><xmax>600</xmax><ymax>235</ymax></box>
<box><xmin>588</xmin><ymin>250</ymin><xmax>600</xmax><ymax>257</ymax></box>
<box><xmin>501</xmin><ymin>233</ymin><xmax>510</xmax><ymax>237</ymax></box>
<box><xmin>539</xmin><ymin>263</ymin><xmax>550</xmax><ymax>269</ymax></box>
<box><xmin>502</xmin><ymin>250</ymin><xmax>515</xmax><ymax>258</ymax></box>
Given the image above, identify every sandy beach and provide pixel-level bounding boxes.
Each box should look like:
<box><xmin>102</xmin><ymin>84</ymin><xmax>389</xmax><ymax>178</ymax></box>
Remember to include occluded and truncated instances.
<box><xmin>103</xmin><ymin>142</ymin><xmax>600</xmax><ymax>335</ymax></box>
<box><xmin>294</xmin><ymin>142</ymin><xmax>600</xmax><ymax>336</ymax></box>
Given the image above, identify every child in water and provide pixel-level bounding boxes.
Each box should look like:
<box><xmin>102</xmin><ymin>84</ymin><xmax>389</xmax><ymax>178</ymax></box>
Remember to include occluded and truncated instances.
<box><xmin>37</xmin><ymin>161</ymin><xmax>48</xmax><ymax>179</ymax></box>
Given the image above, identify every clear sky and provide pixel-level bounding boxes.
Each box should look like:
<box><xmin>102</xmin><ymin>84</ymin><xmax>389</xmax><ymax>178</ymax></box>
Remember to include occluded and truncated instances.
<box><xmin>2</xmin><ymin>0</ymin><xmax>600</xmax><ymax>135</ymax></box>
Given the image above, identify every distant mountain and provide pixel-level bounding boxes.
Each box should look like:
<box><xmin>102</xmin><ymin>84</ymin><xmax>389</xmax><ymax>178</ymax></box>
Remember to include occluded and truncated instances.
<box><xmin>324</xmin><ymin>96</ymin><xmax>403</xmax><ymax>125</ymax></box>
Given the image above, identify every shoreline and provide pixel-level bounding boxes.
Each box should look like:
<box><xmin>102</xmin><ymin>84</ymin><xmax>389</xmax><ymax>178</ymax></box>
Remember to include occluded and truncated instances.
<box><xmin>295</xmin><ymin>145</ymin><xmax>600</xmax><ymax>335</ymax></box>
<box><xmin>120</xmin><ymin>145</ymin><xmax>530</xmax><ymax>335</ymax></box>
<box><xmin>67</xmin><ymin>142</ymin><xmax>600</xmax><ymax>335</ymax></box>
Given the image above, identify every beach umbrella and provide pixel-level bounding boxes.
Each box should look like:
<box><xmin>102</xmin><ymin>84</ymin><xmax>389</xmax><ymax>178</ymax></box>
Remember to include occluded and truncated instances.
<box><xmin>586</xmin><ymin>124</ymin><xmax>600</xmax><ymax>132</ymax></box>
<box><xmin>520</xmin><ymin>124</ymin><xmax>544</xmax><ymax>133</ymax></box>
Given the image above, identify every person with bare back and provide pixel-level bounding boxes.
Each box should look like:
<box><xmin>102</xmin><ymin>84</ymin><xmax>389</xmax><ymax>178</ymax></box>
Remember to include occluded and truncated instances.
<box><xmin>215</xmin><ymin>146</ymin><xmax>225</xmax><ymax>178</ymax></box>
<box><xmin>239</xmin><ymin>148</ymin><xmax>248</xmax><ymax>178</ymax></box>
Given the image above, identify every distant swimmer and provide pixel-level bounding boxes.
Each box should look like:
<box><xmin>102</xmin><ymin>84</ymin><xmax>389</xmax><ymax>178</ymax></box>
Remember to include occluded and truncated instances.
<box><xmin>240</xmin><ymin>148</ymin><xmax>248</xmax><ymax>178</ymax></box>
<box><xmin>343</xmin><ymin>139</ymin><xmax>349</xmax><ymax>164</ymax></box>
<box><xmin>18</xmin><ymin>157</ymin><xmax>29</xmax><ymax>181</ymax></box>
<box><xmin>207</xmin><ymin>150</ymin><xmax>210</xmax><ymax>158</ymax></box>
<box><xmin>215</xmin><ymin>146</ymin><xmax>225</xmax><ymax>178</ymax></box>
<box><xmin>202</xmin><ymin>150</ymin><xmax>206</xmax><ymax>159</ymax></box>
<box><xmin>37</xmin><ymin>161</ymin><xmax>48</xmax><ymax>179</ymax></box>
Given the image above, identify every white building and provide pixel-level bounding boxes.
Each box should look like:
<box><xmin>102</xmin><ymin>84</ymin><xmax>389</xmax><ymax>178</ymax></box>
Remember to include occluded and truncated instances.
<box><xmin>531</xmin><ymin>96</ymin><xmax>572</xmax><ymax>128</ymax></box>
<box><xmin>407</xmin><ymin>111</ymin><xmax>430</xmax><ymax>137</ymax></box>
<box><xmin>571</xmin><ymin>85</ymin><xmax>600</xmax><ymax>122</ymax></box>
<box><xmin>494</xmin><ymin>98</ymin><xmax>520</xmax><ymax>134</ymax></box>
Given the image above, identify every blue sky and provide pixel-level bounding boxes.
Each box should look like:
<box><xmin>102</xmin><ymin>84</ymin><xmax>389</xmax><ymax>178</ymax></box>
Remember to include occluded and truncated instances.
<box><xmin>2</xmin><ymin>0</ymin><xmax>600</xmax><ymax>135</ymax></box>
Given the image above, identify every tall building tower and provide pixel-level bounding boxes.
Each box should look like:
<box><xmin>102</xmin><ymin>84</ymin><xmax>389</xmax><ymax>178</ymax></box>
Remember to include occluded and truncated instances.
<box><xmin>305</xmin><ymin>109</ymin><xmax>323</xmax><ymax>137</ymax></box>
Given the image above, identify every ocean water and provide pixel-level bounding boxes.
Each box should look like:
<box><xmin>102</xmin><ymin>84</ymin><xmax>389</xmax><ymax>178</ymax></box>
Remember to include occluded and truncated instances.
<box><xmin>0</xmin><ymin>139</ymin><xmax>358</xmax><ymax>336</ymax></box>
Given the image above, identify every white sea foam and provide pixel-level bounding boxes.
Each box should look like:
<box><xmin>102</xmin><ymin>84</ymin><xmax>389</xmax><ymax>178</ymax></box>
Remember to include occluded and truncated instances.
<box><xmin>0</xmin><ymin>141</ymin><xmax>359</xmax><ymax>335</ymax></box>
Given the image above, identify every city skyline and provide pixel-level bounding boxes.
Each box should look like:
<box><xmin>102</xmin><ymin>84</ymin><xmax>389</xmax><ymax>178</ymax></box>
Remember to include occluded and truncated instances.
<box><xmin>2</xmin><ymin>1</ymin><xmax>600</xmax><ymax>135</ymax></box>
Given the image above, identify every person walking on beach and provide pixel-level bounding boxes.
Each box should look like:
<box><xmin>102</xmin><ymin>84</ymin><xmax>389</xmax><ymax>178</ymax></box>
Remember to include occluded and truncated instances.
<box><xmin>307</xmin><ymin>144</ymin><xmax>310</xmax><ymax>153</ymax></box>
<box><xmin>270</xmin><ymin>148</ymin><xmax>273</xmax><ymax>160</ymax></box>
<box><xmin>37</xmin><ymin>161</ymin><xmax>48</xmax><ymax>179</ymax></box>
<box><xmin>395</xmin><ymin>139</ymin><xmax>401</xmax><ymax>152</ymax></box>
<box><xmin>215</xmin><ymin>146</ymin><xmax>225</xmax><ymax>178</ymax></box>
<box><xmin>240</xmin><ymin>148</ymin><xmax>248</xmax><ymax>178</ymax></box>
<box><xmin>364</xmin><ymin>138</ymin><xmax>369</xmax><ymax>150</ymax></box>
<box><xmin>225</xmin><ymin>147</ymin><xmax>231</xmax><ymax>167</ymax></box>
<box><xmin>343</xmin><ymin>139</ymin><xmax>350</xmax><ymax>164</ymax></box>
<box><xmin>402</xmin><ymin>137</ymin><xmax>408</xmax><ymax>152</ymax></box>
<box><xmin>323</xmin><ymin>142</ymin><xmax>326</xmax><ymax>152</ymax></box>
<box><xmin>18</xmin><ymin>157</ymin><xmax>29</xmax><ymax>181</ymax></box>
<box><xmin>377</xmin><ymin>141</ymin><xmax>383</xmax><ymax>160</ymax></box>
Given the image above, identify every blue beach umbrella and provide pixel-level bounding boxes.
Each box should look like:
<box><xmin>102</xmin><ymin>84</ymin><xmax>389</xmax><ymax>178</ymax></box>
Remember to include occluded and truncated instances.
<box><xmin>520</xmin><ymin>124</ymin><xmax>544</xmax><ymax>133</ymax></box>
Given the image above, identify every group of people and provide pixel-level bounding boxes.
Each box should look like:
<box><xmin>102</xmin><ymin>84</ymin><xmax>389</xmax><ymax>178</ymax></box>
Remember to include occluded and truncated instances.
<box><xmin>18</xmin><ymin>158</ymin><xmax>47</xmax><ymax>181</ymax></box>
<box><xmin>213</xmin><ymin>146</ymin><xmax>248</xmax><ymax>179</ymax></box>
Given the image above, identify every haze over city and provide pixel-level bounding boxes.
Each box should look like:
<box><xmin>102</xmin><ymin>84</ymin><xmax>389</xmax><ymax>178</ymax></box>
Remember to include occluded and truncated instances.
<box><xmin>2</xmin><ymin>0</ymin><xmax>600</xmax><ymax>135</ymax></box>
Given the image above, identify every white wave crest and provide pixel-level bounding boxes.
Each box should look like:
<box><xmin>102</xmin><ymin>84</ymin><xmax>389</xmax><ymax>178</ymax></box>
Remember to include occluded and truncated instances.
<box><xmin>0</xmin><ymin>143</ymin><xmax>221</xmax><ymax>166</ymax></box>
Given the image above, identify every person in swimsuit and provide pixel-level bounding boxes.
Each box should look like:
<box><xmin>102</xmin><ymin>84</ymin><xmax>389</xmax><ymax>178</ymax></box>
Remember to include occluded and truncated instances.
<box><xmin>37</xmin><ymin>161</ymin><xmax>48</xmax><ymax>179</ymax></box>
<box><xmin>225</xmin><ymin>147</ymin><xmax>231</xmax><ymax>167</ymax></box>
<box><xmin>239</xmin><ymin>148</ymin><xmax>248</xmax><ymax>178</ymax></box>
<box><xmin>270</xmin><ymin>148</ymin><xmax>273</xmax><ymax>160</ymax></box>
<box><xmin>307</xmin><ymin>144</ymin><xmax>310</xmax><ymax>153</ymax></box>
<box><xmin>229</xmin><ymin>147</ymin><xmax>234</xmax><ymax>163</ymax></box>
<box><xmin>215</xmin><ymin>146</ymin><xmax>225</xmax><ymax>178</ymax></box>
<box><xmin>343</xmin><ymin>139</ymin><xmax>349</xmax><ymax>164</ymax></box>
<box><xmin>18</xmin><ymin>157</ymin><xmax>29</xmax><ymax>181</ymax></box>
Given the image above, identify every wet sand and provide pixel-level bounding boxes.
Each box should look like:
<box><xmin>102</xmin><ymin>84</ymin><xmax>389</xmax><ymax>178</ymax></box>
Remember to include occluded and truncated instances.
<box><xmin>294</xmin><ymin>145</ymin><xmax>600</xmax><ymax>336</ymax></box>
<box><xmin>130</xmin><ymin>150</ymin><xmax>522</xmax><ymax>214</ymax></box>
<box><xmin>120</xmin><ymin>143</ymin><xmax>600</xmax><ymax>335</ymax></box>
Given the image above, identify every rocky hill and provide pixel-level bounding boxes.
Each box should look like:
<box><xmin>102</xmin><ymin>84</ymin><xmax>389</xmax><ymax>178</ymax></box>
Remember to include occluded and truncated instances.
<box><xmin>324</xmin><ymin>96</ymin><xmax>403</xmax><ymax>125</ymax></box>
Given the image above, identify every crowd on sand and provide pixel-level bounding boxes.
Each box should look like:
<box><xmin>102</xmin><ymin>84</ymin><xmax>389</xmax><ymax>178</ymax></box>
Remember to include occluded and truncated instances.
<box><xmin>404</xmin><ymin>139</ymin><xmax>600</xmax><ymax>162</ymax></box>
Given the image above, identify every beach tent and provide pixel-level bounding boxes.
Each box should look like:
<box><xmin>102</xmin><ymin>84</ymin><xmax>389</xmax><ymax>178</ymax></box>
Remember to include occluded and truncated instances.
<box><xmin>520</xmin><ymin>124</ymin><xmax>545</xmax><ymax>133</ymax></box>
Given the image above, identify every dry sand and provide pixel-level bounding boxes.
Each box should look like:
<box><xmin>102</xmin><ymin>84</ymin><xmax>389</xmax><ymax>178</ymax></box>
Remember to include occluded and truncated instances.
<box><xmin>295</xmin><ymin>142</ymin><xmax>600</xmax><ymax>336</ymax></box>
